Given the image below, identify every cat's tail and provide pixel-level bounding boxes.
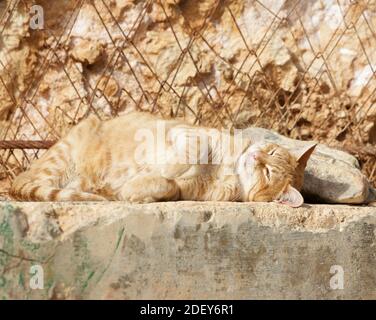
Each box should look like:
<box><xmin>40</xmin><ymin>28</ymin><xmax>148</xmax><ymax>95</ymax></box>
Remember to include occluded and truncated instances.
<box><xmin>10</xmin><ymin>116</ymin><xmax>106</xmax><ymax>202</ymax></box>
<box><xmin>10</xmin><ymin>179</ymin><xmax>106</xmax><ymax>201</ymax></box>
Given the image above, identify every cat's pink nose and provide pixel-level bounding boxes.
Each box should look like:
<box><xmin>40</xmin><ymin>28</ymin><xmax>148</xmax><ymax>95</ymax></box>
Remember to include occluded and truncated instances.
<box><xmin>249</xmin><ymin>151</ymin><xmax>260</xmax><ymax>160</ymax></box>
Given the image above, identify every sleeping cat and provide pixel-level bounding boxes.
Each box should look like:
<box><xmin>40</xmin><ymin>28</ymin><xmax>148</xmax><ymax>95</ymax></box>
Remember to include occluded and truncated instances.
<box><xmin>10</xmin><ymin>112</ymin><xmax>316</xmax><ymax>207</ymax></box>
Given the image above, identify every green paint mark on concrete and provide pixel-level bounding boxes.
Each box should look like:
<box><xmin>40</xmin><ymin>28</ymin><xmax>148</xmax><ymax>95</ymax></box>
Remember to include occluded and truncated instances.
<box><xmin>0</xmin><ymin>215</ymin><xmax>14</xmax><ymax>238</ymax></box>
<box><xmin>82</xmin><ymin>271</ymin><xmax>95</xmax><ymax>290</ymax></box>
<box><xmin>45</xmin><ymin>278</ymin><xmax>54</xmax><ymax>291</ymax></box>
<box><xmin>116</xmin><ymin>227</ymin><xmax>125</xmax><ymax>250</ymax></box>
<box><xmin>95</xmin><ymin>227</ymin><xmax>125</xmax><ymax>285</ymax></box>
<box><xmin>2</xmin><ymin>203</ymin><xmax>14</xmax><ymax>215</ymax></box>
<box><xmin>20</xmin><ymin>239</ymin><xmax>40</xmax><ymax>252</ymax></box>
<box><xmin>0</xmin><ymin>206</ymin><xmax>14</xmax><ymax>273</ymax></box>
<box><xmin>72</xmin><ymin>232</ymin><xmax>95</xmax><ymax>294</ymax></box>
<box><xmin>0</xmin><ymin>276</ymin><xmax>6</xmax><ymax>287</ymax></box>
<box><xmin>18</xmin><ymin>272</ymin><xmax>25</xmax><ymax>289</ymax></box>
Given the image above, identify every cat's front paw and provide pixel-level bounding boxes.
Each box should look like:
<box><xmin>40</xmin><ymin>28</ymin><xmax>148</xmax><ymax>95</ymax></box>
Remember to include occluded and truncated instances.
<box><xmin>128</xmin><ymin>196</ymin><xmax>156</xmax><ymax>204</ymax></box>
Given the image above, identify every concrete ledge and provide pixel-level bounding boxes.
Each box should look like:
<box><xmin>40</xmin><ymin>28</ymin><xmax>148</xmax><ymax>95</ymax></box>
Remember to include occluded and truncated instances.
<box><xmin>0</xmin><ymin>201</ymin><xmax>375</xmax><ymax>299</ymax></box>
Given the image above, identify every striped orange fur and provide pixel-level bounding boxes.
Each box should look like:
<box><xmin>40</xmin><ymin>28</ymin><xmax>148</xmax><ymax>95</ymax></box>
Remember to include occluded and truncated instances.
<box><xmin>10</xmin><ymin>112</ymin><xmax>315</xmax><ymax>207</ymax></box>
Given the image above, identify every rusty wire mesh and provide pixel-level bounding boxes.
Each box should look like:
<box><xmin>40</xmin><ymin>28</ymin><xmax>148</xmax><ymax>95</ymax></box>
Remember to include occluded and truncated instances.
<box><xmin>0</xmin><ymin>0</ymin><xmax>376</xmax><ymax>198</ymax></box>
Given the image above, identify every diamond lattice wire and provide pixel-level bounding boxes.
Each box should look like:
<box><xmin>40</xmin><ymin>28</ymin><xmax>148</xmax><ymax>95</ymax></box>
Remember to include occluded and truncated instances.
<box><xmin>0</xmin><ymin>0</ymin><xmax>375</xmax><ymax>198</ymax></box>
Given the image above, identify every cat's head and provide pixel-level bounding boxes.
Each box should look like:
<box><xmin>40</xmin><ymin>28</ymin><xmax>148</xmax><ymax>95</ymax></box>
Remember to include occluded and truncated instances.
<box><xmin>237</xmin><ymin>142</ymin><xmax>316</xmax><ymax>207</ymax></box>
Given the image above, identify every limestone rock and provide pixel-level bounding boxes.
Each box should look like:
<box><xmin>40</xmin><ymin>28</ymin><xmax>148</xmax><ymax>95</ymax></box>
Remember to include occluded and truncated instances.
<box><xmin>70</xmin><ymin>39</ymin><xmax>104</xmax><ymax>65</ymax></box>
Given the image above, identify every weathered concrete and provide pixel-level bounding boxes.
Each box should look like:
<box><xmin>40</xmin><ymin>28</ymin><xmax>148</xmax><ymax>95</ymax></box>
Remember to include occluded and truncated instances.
<box><xmin>0</xmin><ymin>201</ymin><xmax>376</xmax><ymax>299</ymax></box>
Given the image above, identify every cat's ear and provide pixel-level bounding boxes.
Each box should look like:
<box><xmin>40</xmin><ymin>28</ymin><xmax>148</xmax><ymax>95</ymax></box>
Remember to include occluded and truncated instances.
<box><xmin>289</xmin><ymin>143</ymin><xmax>317</xmax><ymax>191</ymax></box>
<box><xmin>275</xmin><ymin>185</ymin><xmax>304</xmax><ymax>208</ymax></box>
<box><xmin>291</xmin><ymin>143</ymin><xmax>317</xmax><ymax>169</ymax></box>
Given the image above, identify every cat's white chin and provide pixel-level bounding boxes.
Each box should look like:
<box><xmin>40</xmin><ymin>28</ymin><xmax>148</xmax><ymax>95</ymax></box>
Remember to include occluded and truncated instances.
<box><xmin>235</xmin><ymin>150</ymin><xmax>259</xmax><ymax>198</ymax></box>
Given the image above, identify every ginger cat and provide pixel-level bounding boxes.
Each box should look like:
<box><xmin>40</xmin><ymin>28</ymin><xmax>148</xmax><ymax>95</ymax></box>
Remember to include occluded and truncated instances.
<box><xmin>10</xmin><ymin>112</ymin><xmax>316</xmax><ymax>207</ymax></box>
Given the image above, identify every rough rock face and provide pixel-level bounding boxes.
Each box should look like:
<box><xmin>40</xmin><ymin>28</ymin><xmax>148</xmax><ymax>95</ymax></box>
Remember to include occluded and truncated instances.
<box><xmin>0</xmin><ymin>0</ymin><xmax>376</xmax><ymax>187</ymax></box>
<box><xmin>1</xmin><ymin>201</ymin><xmax>376</xmax><ymax>299</ymax></box>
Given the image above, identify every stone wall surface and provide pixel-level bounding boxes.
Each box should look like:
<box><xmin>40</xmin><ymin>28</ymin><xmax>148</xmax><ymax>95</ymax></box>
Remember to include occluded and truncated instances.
<box><xmin>0</xmin><ymin>201</ymin><xmax>376</xmax><ymax>299</ymax></box>
<box><xmin>1</xmin><ymin>0</ymin><xmax>376</xmax><ymax>187</ymax></box>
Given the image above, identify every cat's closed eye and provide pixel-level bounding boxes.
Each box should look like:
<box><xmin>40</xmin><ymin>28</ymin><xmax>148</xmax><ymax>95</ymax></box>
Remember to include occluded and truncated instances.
<box><xmin>268</xmin><ymin>148</ymin><xmax>277</xmax><ymax>156</ymax></box>
<box><xmin>264</xmin><ymin>167</ymin><xmax>271</xmax><ymax>181</ymax></box>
